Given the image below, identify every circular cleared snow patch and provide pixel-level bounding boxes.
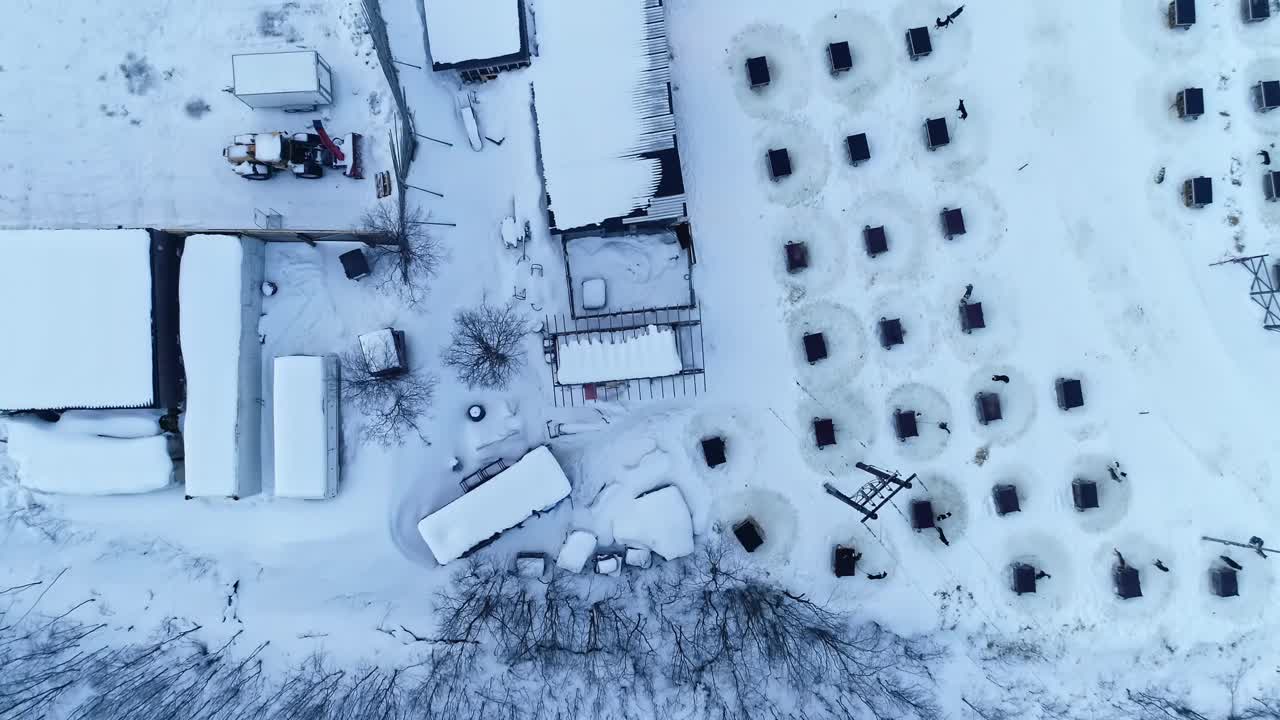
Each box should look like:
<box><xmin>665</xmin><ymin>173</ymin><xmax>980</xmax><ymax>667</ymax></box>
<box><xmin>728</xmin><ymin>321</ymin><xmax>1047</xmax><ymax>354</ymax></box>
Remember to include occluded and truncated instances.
<box><xmin>937</xmin><ymin>272</ymin><xmax>1020</xmax><ymax>365</ymax></box>
<box><xmin>787</xmin><ymin>300</ymin><xmax>868</xmax><ymax>391</ymax></box>
<box><xmin>984</xmin><ymin>463</ymin><xmax>1036</xmax><ymax>518</ymax></box>
<box><xmin>756</xmin><ymin>120</ymin><xmax>831</xmax><ymax>207</ymax></box>
<box><xmin>865</xmin><ymin>289</ymin><xmax>936</xmax><ymax>371</ymax></box>
<box><xmin>898</xmin><ymin>472</ymin><xmax>970</xmax><ymax>550</ymax></box>
<box><xmin>727</xmin><ymin>24</ymin><xmax>811</xmax><ymax>120</ymax></box>
<box><xmin>771</xmin><ymin>209</ymin><xmax>848</xmax><ymax>301</ymax></box>
<box><xmin>796</xmin><ymin>389</ymin><xmax>877</xmax><ymax>477</ymax></box>
<box><xmin>926</xmin><ymin>182</ymin><xmax>1008</xmax><ymax>261</ymax></box>
<box><xmin>884</xmin><ymin>383</ymin><xmax>953</xmax><ymax>462</ymax></box>
<box><xmin>963</xmin><ymin>365</ymin><xmax>1036</xmax><ymax>446</ymax></box>
<box><xmin>1062</xmin><ymin>454</ymin><xmax>1133</xmax><ymax>535</ymax></box>
<box><xmin>717</xmin><ymin>488</ymin><xmax>800</xmax><ymax>567</ymax></box>
<box><xmin>683</xmin><ymin>406</ymin><xmax>765</xmax><ymax>483</ymax></box>
<box><xmin>842</xmin><ymin>191</ymin><xmax>928</xmax><ymax>283</ymax></box>
<box><xmin>1000</xmin><ymin>530</ymin><xmax>1076</xmax><ymax>615</ymax></box>
<box><xmin>1119</xmin><ymin>0</ymin><xmax>1208</xmax><ymax>61</ymax></box>
<box><xmin>890</xmin><ymin>0</ymin><xmax>974</xmax><ymax>81</ymax></box>
<box><xmin>1196</xmin><ymin>539</ymin><xmax>1276</xmax><ymax>626</ymax></box>
<box><xmin>812</xmin><ymin>10</ymin><xmax>896</xmax><ymax>112</ymax></box>
<box><xmin>911</xmin><ymin>86</ymin><xmax>992</xmax><ymax>179</ymax></box>
<box><xmin>1133</xmin><ymin>68</ymin><xmax>1219</xmax><ymax>144</ymax></box>
<box><xmin>1085</xmin><ymin>536</ymin><xmax>1178</xmax><ymax>625</ymax></box>
<box><xmin>1045</xmin><ymin>365</ymin><xmax>1104</xmax><ymax>441</ymax></box>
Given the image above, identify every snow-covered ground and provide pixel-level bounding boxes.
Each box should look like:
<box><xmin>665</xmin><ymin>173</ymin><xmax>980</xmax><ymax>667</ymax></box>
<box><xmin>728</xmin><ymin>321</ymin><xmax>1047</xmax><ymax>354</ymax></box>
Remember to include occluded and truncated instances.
<box><xmin>3</xmin><ymin>0</ymin><xmax>1280</xmax><ymax>716</ymax></box>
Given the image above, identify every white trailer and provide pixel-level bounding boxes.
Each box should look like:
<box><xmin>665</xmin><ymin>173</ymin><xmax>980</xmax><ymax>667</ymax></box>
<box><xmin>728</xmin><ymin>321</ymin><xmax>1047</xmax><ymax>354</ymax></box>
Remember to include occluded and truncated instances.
<box><xmin>231</xmin><ymin>51</ymin><xmax>334</xmax><ymax>111</ymax></box>
<box><xmin>272</xmin><ymin>355</ymin><xmax>341</xmax><ymax>500</ymax></box>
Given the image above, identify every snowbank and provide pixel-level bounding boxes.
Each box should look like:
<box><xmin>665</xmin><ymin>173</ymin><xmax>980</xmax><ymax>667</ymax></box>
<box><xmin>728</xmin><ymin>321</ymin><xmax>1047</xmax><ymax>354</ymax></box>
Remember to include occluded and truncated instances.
<box><xmin>180</xmin><ymin>235</ymin><xmax>264</xmax><ymax>498</ymax></box>
<box><xmin>556</xmin><ymin>324</ymin><xmax>683</xmax><ymax>385</ymax></box>
<box><xmin>272</xmin><ymin>355</ymin><xmax>340</xmax><ymax>500</ymax></box>
<box><xmin>54</xmin><ymin>410</ymin><xmax>162</xmax><ymax>439</ymax></box>
<box><xmin>0</xmin><ymin>229</ymin><xmax>156</xmax><ymax>410</ymax></box>
<box><xmin>424</xmin><ymin>0</ymin><xmax>523</xmax><ymax>66</ymax></box>
<box><xmin>417</xmin><ymin>446</ymin><xmax>571</xmax><ymax>564</ymax></box>
<box><xmin>613</xmin><ymin>485</ymin><xmax>695</xmax><ymax>560</ymax></box>
<box><xmin>6</xmin><ymin>419</ymin><xmax>173</xmax><ymax>495</ymax></box>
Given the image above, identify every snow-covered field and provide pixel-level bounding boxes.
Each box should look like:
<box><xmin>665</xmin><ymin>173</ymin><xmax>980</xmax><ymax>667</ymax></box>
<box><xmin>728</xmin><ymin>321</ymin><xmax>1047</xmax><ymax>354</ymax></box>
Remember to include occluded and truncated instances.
<box><xmin>3</xmin><ymin>0</ymin><xmax>1280</xmax><ymax>717</ymax></box>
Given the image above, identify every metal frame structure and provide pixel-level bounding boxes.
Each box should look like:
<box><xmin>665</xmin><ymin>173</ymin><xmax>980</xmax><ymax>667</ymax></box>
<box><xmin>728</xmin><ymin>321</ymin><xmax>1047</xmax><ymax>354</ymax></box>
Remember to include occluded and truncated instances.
<box><xmin>1211</xmin><ymin>254</ymin><xmax>1280</xmax><ymax>332</ymax></box>
<box><xmin>544</xmin><ymin>307</ymin><xmax>706</xmax><ymax>407</ymax></box>
<box><xmin>560</xmin><ymin>231</ymin><xmax>695</xmax><ymax>319</ymax></box>
<box><xmin>824</xmin><ymin>462</ymin><xmax>916</xmax><ymax>523</ymax></box>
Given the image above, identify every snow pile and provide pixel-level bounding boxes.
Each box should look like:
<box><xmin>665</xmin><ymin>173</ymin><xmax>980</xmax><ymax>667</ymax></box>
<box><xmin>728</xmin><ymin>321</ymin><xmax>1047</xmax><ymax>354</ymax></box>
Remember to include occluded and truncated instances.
<box><xmin>418</xmin><ymin>446</ymin><xmax>572</xmax><ymax>564</ymax></box>
<box><xmin>556</xmin><ymin>530</ymin><xmax>597</xmax><ymax>573</ymax></box>
<box><xmin>0</xmin><ymin>229</ymin><xmax>156</xmax><ymax>410</ymax></box>
<box><xmin>556</xmin><ymin>324</ymin><xmax>683</xmax><ymax>385</ymax></box>
<box><xmin>179</xmin><ymin>235</ymin><xmax>264</xmax><ymax>498</ymax></box>
<box><xmin>424</xmin><ymin>0</ymin><xmax>523</xmax><ymax>66</ymax></box>
<box><xmin>6</xmin><ymin>418</ymin><xmax>173</xmax><ymax>495</ymax></box>
<box><xmin>272</xmin><ymin>355</ymin><xmax>340</xmax><ymax>500</ymax></box>
<box><xmin>534</xmin><ymin>0</ymin><xmax>677</xmax><ymax>231</ymax></box>
<box><xmin>612</xmin><ymin>485</ymin><xmax>695</xmax><ymax>560</ymax></box>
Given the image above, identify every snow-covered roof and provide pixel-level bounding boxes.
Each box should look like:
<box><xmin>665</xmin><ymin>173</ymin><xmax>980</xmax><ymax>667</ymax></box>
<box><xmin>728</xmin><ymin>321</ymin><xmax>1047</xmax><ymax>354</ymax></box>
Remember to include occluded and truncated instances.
<box><xmin>425</xmin><ymin>0</ymin><xmax>524</xmax><ymax>67</ymax></box>
<box><xmin>556</xmin><ymin>530</ymin><xmax>597</xmax><ymax>573</ymax></box>
<box><xmin>180</xmin><ymin>235</ymin><xmax>263</xmax><ymax>498</ymax></box>
<box><xmin>273</xmin><ymin>355</ymin><xmax>339</xmax><ymax>500</ymax></box>
<box><xmin>6</xmin><ymin>418</ymin><xmax>173</xmax><ymax>495</ymax></box>
<box><xmin>534</xmin><ymin>0</ymin><xmax>685</xmax><ymax>232</ymax></box>
<box><xmin>232</xmin><ymin>51</ymin><xmax>319</xmax><ymax>95</ymax></box>
<box><xmin>359</xmin><ymin>328</ymin><xmax>401</xmax><ymax>374</ymax></box>
<box><xmin>417</xmin><ymin>446</ymin><xmax>571</xmax><ymax>564</ymax></box>
<box><xmin>613</xmin><ymin>485</ymin><xmax>694</xmax><ymax>560</ymax></box>
<box><xmin>556</xmin><ymin>324</ymin><xmax>682</xmax><ymax>385</ymax></box>
<box><xmin>0</xmin><ymin>229</ymin><xmax>156</xmax><ymax>410</ymax></box>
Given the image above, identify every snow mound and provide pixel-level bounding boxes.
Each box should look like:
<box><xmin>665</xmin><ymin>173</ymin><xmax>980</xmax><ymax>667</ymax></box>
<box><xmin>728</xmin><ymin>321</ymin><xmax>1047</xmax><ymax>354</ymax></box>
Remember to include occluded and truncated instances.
<box><xmin>612</xmin><ymin>485</ymin><xmax>695</xmax><ymax>561</ymax></box>
<box><xmin>7</xmin><ymin>418</ymin><xmax>173</xmax><ymax>495</ymax></box>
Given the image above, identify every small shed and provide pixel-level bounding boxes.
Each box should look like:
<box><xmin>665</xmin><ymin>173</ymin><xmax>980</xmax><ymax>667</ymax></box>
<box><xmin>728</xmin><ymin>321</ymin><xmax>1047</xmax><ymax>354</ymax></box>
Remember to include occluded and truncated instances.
<box><xmin>828</xmin><ymin>41</ymin><xmax>853</xmax><ymax>74</ymax></box>
<box><xmin>1072</xmin><ymin>478</ymin><xmax>1099</xmax><ymax>511</ymax></box>
<box><xmin>734</xmin><ymin>518</ymin><xmax>765</xmax><ymax>552</ymax></box>
<box><xmin>339</xmin><ymin>248</ymin><xmax>370</xmax><ymax>280</ymax></box>
<box><xmin>925</xmin><ymin>117</ymin><xmax>950</xmax><ymax>150</ymax></box>
<box><xmin>910</xmin><ymin>499</ymin><xmax>935</xmax><ymax>530</ymax></box>
<box><xmin>701</xmin><ymin>436</ymin><xmax>727</xmax><ymax>468</ymax></box>
<box><xmin>864</xmin><ymin>224</ymin><xmax>889</xmax><ymax>257</ymax></box>
<box><xmin>1184</xmin><ymin>176</ymin><xmax>1213</xmax><ymax>208</ymax></box>
<box><xmin>1245</xmin><ymin>0</ymin><xmax>1271</xmax><ymax>22</ymax></box>
<box><xmin>557</xmin><ymin>530</ymin><xmax>598</xmax><ymax>573</ymax></box>
<box><xmin>879</xmin><ymin>317</ymin><xmax>905</xmax><ymax>349</ymax></box>
<box><xmin>894</xmin><ymin>409</ymin><xmax>918</xmax><ymax>440</ymax></box>
<box><xmin>1211</xmin><ymin>566</ymin><xmax>1239</xmax><ymax>597</ymax></box>
<box><xmin>942</xmin><ymin>207</ymin><xmax>967</xmax><ymax>239</ymax></box>
<box><xmin>1169</xmin><ymin>0</ymin><xmax>1196</xmax><ymax>29</ymax></box>
<box><xmin>1115</xmin><ymin>564</ymin><xmax>1143</xmax><ymax>599</ymax></box>
<box><xmin>1266</xmin><ymin>170</ymin><xmax>1280</xmax><ymax>201</ymax></box>
<box><xmin>976</xmin><ymin>391</ymin><xmax>1003</xmax><ymax>425</ymax></box>
<box><xmin>803</xmin><ymin>332</ymin><xmax>828</xmax><ymax>364</ymax></box>
<box><xmin>425</xmin><ymin>0</ymin><xmax>531</xmax><ymax>83</ymax></box>
<box><xmin>846</xmin><ymin>133</ymin><xmax>871</xmax><ymax>166</ymax></box>
<box><xmin>747</xmin><ymin>55</ymin><xmax>771</xmax><ymax>88</ymax></box>
<box><xmin>784</xmin><ymin>241</ymin><xmax>810</xmax><ymax>273</ymax></box>
<box><xmin>272</xmin><ymin>355</ymin><xmax>341</xmax><ymax>500</ymax></box>
<box><xmin>515</xmin><ymin>552</ymin><xmax>548</xmax><ymax>578</ymax></box>
<box><xmin>359</xmin><ymin>328</ymin><xmax>408</xmax><ymax>378</ymax></box>
<box><xmin>1012</xmin><ymin>562</ymin><xmax>1037</xmax><ymax>595</ymax></box>
<box><xmin>625</xmin><ymin>548</ymin><xmax>652</xmax><ymax>568</ymax></box>
<box><xmin>231</xmin><ymin>51</ymin><xmax>334</xmax><ymax>111</ymax></box>
<box><xmin>960</xmin><ymin>301</ymin><xmax>986</xmax><ymax>333</ymax></box>
<box><xmin>906</xmin><ymin>26</ymin><xmax>932</xmax><ymax>60</ymax></box>
<box><xmin>814</xmin><ymin>418</ymin><xmax>837</xmax><ymax>448</ymax></box>
<box><xmin>992</xmin><ymin>484</ymin><xmax>1020</xmax><ymax>515</ymax></box>
<box><xmin>1056</xmin><ymin>378</ymin><xmax>1085</xmax><ymax>410</ymax></box>
<box><xmin>768</xmin><ymin>148</ymin><xmax>792</xmax><ymax>180</ymax></box>
<box><xmin>1255</xmin><ymin>80</ymin><xmax>1280</xmax><ymax>112</ymax></box>
<box><xmin>1177</xmin><ymin>87</ymin><xmax>1204</xmax><ymax>119</ymax></box>
<box><xmin>595</xmin><ymin>553</ymin><xmax>623</xmax><ymax>576</ymax></box>
<box><xmin>833</xmin><ymin>546</ymin><xmax>859</xmax><ymax>577</ymax></box>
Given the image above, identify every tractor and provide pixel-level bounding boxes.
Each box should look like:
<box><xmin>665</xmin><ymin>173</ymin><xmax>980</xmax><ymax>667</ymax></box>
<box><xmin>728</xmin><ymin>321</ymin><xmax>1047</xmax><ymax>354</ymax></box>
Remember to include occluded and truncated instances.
<box><xmin>223</xmin><ymin>121</ymin><xmax>362</xmax><ymax>181</ymax></box>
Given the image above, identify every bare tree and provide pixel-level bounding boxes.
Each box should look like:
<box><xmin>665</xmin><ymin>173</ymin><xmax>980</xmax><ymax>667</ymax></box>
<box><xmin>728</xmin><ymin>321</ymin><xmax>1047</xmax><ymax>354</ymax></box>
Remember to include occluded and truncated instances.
<box><xmin>441</xmin><ymin>301</ymin><xmax>529</xmax><ymax>389</ymax></box>
<box><xmin>341</xmin><ymin>349</ymin><xmax>436</xmax><ymax>447</ymax></box>
<box><xmin>362</xmin><ymin>199</ymin><xmax>443</xmax><ymax>308</ymax></box>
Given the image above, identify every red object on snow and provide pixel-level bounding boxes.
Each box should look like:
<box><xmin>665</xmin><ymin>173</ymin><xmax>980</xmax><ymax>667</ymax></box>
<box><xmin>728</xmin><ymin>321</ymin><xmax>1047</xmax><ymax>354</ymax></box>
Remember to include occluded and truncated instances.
<box><xmin>312</xmin><ymin>120</ymin><xmax>344</xmax><ymax>162</ymax></box>
<box><xmin>583</xmin><ymin>384</ymin><xmax>597</xmax><ymax>401</ymax></box>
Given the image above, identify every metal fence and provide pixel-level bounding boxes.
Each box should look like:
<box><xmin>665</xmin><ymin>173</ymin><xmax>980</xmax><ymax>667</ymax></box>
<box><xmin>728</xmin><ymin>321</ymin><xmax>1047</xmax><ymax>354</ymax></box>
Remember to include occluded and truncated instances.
<box><xmin>362</xmin><ymin>0</ymin><xmax>418</xmax><ymax>190</ymax></box>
